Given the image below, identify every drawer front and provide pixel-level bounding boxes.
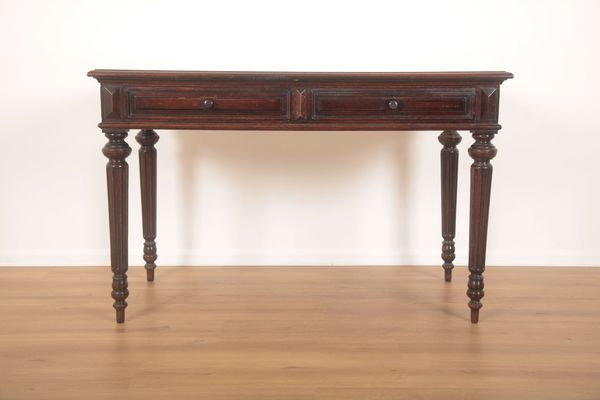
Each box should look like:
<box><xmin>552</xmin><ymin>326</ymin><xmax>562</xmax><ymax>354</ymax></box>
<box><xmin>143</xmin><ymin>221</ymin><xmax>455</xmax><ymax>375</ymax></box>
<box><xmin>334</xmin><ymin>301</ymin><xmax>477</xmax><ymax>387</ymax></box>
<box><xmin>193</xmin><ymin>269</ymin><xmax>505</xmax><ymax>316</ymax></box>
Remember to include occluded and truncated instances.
<box><xmin>127</xmin><ymin>87</ymin><xmax>291</xmax><ymax>121</ymax></box>
<box><xmin>311</xmin><ymin>89</ymin><xmax>475</xmax><ymax>121</ymax></box>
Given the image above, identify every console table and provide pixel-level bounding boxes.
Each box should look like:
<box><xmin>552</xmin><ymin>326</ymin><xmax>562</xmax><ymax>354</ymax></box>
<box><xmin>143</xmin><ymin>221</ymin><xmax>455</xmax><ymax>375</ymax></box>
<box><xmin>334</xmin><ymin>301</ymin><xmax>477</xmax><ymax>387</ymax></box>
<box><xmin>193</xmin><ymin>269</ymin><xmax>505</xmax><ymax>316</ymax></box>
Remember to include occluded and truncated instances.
<box><xmin>88</xmin><ymin>70</ymin><xmax>513</xmax><ymax>324</ymax></box>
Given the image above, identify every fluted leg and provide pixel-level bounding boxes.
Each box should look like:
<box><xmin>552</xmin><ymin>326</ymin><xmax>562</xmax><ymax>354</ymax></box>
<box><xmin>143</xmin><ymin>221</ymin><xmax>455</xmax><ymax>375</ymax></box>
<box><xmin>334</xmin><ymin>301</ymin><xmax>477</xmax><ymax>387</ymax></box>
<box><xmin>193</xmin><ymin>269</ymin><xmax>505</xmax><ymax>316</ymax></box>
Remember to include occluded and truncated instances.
<box><xmin>102</xmin><ymin>129</ymin><xmax>131</xmax><ymax>323</ymax></box>
<box><xmin>136</xmin><ymin>130</ymin><xmax>159</xmax><ymax>282</ymax></box>
<box><xmin>438</xmin><ymin>130</ymin><xmax>461</xmax><ymax>282</ymax></box>
<box><xmin>467</xmin><ymin>130</ymin><xmax>497</xmax><ymax>323</ymax></box>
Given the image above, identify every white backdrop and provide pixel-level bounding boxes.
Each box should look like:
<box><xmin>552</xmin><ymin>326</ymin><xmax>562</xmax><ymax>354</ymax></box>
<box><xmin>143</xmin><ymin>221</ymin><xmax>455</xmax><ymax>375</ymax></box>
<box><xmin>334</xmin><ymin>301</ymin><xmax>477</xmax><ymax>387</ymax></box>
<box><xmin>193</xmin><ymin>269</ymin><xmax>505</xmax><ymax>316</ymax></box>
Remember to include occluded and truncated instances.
<box><xmin>0</xmin><ymin>0</ymin><xmax>598</xmax><ymax>267</ymax></box>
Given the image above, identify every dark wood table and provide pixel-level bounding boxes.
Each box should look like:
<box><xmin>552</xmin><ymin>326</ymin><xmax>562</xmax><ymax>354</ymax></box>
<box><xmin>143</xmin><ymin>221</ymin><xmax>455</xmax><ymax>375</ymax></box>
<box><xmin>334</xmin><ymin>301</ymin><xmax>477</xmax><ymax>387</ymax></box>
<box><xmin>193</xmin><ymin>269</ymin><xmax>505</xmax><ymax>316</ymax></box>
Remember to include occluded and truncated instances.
<box><xmin>88</xmin><ymin>70</ymin><xmax>513</xmax><ymax>324</ymax></box>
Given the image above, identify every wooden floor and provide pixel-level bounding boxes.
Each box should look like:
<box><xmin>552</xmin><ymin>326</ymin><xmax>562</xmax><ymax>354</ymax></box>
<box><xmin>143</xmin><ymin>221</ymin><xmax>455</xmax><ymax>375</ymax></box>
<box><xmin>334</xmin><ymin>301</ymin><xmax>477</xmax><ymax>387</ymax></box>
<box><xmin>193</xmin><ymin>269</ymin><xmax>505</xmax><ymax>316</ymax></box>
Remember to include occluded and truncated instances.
<box><xmin>1</xmin><ymin>266</ymin><xmax>599</xmax><ymax>399</ymax></box>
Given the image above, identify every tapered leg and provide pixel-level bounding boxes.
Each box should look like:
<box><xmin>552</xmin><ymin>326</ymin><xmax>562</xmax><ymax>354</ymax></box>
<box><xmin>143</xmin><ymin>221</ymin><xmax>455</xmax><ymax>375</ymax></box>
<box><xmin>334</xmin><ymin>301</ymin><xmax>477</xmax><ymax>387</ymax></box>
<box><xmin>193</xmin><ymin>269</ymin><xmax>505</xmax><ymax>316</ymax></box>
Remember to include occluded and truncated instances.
<box><xmin>136</xmin><ymin>130</ymin><xmax>159</xmax><ymax>282</ymax></box>
<box><xmin>102</xmin><ymin>129</ymin><xmax>131</xmax><ymax>323</ymax></box>
<box><xmin>467</xmin><ymin>130</ymin><xmax>497</xmax><ymax>323</ymax></box>
<box><xmin>438</xmin><ymin>130</ymin><xmax>461</xmax><ymax>282</ymax></box>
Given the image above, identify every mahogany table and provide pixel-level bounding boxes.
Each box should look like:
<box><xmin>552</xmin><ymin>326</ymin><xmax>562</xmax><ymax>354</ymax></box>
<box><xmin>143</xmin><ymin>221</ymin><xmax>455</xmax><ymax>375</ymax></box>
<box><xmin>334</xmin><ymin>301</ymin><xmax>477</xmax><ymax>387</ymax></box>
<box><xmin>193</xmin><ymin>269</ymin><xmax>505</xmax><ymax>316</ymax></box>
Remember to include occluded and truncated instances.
<box><xmin>88</xmin><ymin>70</ymin><xmax>513</xmax><ymax>324</ymax></box>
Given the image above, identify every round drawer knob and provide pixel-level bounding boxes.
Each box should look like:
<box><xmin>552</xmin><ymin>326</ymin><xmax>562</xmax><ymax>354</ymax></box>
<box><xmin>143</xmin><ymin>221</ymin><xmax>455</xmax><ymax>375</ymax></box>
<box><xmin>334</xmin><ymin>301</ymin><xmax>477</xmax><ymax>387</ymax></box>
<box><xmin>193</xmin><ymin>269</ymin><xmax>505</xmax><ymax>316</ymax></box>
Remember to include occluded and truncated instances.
<box><xmin>201</xmin><ymin>98</ymin><xmax>214</xmax><ymax>109</ymax></box>
<box><xmin>387</xmin><ymin>99</ymin><xmax>399</xmax><ymax>110</ymax></box>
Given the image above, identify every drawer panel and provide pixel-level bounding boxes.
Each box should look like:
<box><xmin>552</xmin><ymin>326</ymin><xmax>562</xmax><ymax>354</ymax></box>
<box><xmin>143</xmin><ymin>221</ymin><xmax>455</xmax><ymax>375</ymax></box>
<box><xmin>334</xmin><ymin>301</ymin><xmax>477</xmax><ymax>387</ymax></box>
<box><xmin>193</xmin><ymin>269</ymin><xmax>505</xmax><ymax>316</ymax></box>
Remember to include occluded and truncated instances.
<box><xmin>127</xmin><ymin>88</ymin><xmax>291</xmax><ymax>121</ymax></box>
<box><xmin>311</xmin><ymin>89</ymin><xmax>475</xmax><ymax>121</ymax></box>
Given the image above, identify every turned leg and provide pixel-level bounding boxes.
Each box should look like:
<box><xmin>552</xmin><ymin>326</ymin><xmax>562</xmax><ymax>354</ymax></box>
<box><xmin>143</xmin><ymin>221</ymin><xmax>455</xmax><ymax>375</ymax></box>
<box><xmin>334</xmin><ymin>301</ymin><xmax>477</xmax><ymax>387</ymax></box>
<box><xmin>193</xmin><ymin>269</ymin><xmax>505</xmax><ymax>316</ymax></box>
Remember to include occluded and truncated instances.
<box><xmin>136</xmin><ymin>130</ymin><xmax>159</xmax><ymax>282</ymax></box>
<box><xmin>102</xmin><ymin>129</ymin><xmax>131</xmax><ymax>323</ymax></box>
<box><xmin>467</xmin><ymin>130</ymin><xmax>497</xmax><ymax>323</ymax></box>
<box><xmin>438</xmin><ymin>130</ymin><xmax>461</xmax><ymax>282</ymax></box>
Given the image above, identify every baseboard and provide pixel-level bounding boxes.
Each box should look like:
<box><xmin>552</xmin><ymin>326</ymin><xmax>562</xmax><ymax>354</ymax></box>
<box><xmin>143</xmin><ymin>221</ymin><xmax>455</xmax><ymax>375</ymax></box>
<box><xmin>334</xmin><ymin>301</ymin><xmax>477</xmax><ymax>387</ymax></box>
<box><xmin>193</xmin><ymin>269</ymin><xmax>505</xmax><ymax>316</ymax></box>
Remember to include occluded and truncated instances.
<box><xmin>0</xmin><ymin>248</ymin><xmax>598</xmax><ymax>267</ymax></box>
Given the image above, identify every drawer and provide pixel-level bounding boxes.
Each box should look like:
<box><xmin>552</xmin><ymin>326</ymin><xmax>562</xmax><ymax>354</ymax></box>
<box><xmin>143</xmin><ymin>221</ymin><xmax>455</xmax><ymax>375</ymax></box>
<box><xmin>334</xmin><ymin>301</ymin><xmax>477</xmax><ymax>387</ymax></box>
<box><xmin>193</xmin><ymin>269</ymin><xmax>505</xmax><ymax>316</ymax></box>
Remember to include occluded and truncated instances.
<box><xmin>311</xmin><ymin>89</ymin><xmax>475</xmax><ymax>121</ymax></box>
<box><xmin>127</xmin><ymin>87</ymin><xmax>291</xmax><ymax>121</ymax></box>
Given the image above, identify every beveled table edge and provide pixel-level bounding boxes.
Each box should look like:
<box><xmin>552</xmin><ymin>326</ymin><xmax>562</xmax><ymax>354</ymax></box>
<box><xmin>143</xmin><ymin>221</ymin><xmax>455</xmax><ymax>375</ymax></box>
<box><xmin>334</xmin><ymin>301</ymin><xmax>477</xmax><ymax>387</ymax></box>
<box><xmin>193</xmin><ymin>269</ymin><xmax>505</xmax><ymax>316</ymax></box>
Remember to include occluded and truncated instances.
<box><xmin>88</xmin><ymin>69</ymin><xmax>514</xmax><ymax>82</ymax></box>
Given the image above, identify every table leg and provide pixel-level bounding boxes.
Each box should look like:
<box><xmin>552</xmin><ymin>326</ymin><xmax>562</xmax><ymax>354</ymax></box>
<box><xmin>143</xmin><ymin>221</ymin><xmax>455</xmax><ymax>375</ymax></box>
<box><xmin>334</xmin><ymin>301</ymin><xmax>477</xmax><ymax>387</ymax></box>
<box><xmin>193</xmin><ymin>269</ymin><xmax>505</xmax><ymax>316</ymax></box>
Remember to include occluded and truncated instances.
<box><xmin>467</xmin><ymin>130</ymin><xmax>497</xmax><ymax>323</ymax></box>
<box><xmin>438</xmin><ymin>130</ymin><xmax>461</xmax><ymax>282</ymax></box>
<box><xmin>136</xmin><ymin>130</ymin><xmax>159</xmax><ymax>282</ymax></box>
<box><xmin>102</xmin><ymin>128</ymin><xmax>131</xmax><ymax>323</ymax></box>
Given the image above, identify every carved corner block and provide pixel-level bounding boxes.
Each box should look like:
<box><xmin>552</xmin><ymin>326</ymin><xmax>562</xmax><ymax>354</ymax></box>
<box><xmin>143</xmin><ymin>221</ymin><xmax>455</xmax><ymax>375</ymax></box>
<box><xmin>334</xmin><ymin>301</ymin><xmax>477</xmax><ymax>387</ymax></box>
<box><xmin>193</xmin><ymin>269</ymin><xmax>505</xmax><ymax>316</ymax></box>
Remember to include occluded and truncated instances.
<box><xmin>478</xmin><ymin>87</ymin><xmax>500</xmax><ymax>122</ymax></box>
<box><xmin>100</xmin><ymin>84</ymin><xmax>122</xmax><ymax>121</ymax></box>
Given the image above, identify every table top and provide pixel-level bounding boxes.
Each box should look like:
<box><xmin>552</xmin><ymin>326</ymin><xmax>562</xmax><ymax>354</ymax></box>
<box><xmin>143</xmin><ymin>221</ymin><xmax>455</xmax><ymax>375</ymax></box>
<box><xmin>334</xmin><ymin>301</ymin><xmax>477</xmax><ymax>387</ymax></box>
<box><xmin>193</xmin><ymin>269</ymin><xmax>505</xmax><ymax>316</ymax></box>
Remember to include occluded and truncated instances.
<box><xmin>88</xmin><ymin>70</ymin><xmax>514</xmax><ymax>83</ymax></box>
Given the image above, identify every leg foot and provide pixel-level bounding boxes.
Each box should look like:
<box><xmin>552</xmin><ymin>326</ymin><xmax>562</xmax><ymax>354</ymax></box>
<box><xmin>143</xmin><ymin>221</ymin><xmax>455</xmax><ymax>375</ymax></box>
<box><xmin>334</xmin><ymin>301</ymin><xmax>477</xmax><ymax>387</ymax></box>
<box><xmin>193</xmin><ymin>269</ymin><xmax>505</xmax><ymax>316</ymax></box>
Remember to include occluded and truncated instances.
<box><xmin>470</xmin><ymin>308</ymin><xmax>479</xmax><ymax>324</ymax></box>
<box><xmin>444</xmin><ymin>268</ymin><xmax>452</xmax><ymax>282</ymax></box>
<box><xmin>116</xmin><ymin>309</ymin><xmax>125</xmax><ymax>323</ymax></box>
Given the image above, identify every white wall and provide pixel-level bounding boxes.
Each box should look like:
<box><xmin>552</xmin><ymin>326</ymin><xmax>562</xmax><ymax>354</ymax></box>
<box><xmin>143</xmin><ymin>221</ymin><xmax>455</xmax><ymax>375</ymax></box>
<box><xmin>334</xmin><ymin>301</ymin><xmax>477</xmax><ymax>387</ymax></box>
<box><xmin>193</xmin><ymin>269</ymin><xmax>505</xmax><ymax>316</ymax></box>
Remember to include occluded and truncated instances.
<box><xmin>0</xmin><ymin>0</ymin><xmax>598</xmax><ymax>267</ymax></box>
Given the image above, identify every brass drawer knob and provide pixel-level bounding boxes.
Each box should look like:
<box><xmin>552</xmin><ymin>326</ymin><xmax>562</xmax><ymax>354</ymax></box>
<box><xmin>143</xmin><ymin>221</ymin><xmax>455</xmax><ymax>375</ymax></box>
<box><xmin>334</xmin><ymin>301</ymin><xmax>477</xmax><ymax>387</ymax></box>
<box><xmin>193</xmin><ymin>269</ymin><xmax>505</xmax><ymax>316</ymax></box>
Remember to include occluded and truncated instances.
<box><xmin>387</xmin><ymin>99</ymin><xmax>399</xmax><ymax>110</ymax></box>
<box><xmin>201</xmin><ymin>98</ymin><xmax>214</xmax><ymax>109</ymax></box>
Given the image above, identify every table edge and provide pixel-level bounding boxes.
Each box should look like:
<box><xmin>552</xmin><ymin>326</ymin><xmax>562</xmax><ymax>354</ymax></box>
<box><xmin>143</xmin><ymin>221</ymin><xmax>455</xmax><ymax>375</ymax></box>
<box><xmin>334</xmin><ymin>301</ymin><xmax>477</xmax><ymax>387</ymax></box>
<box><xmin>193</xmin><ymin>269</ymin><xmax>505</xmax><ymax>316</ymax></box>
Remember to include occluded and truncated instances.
<box><xmin>88</xmin><ymin>70</ymin><xmax>514</xmax><ymax>82</ymax></box>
